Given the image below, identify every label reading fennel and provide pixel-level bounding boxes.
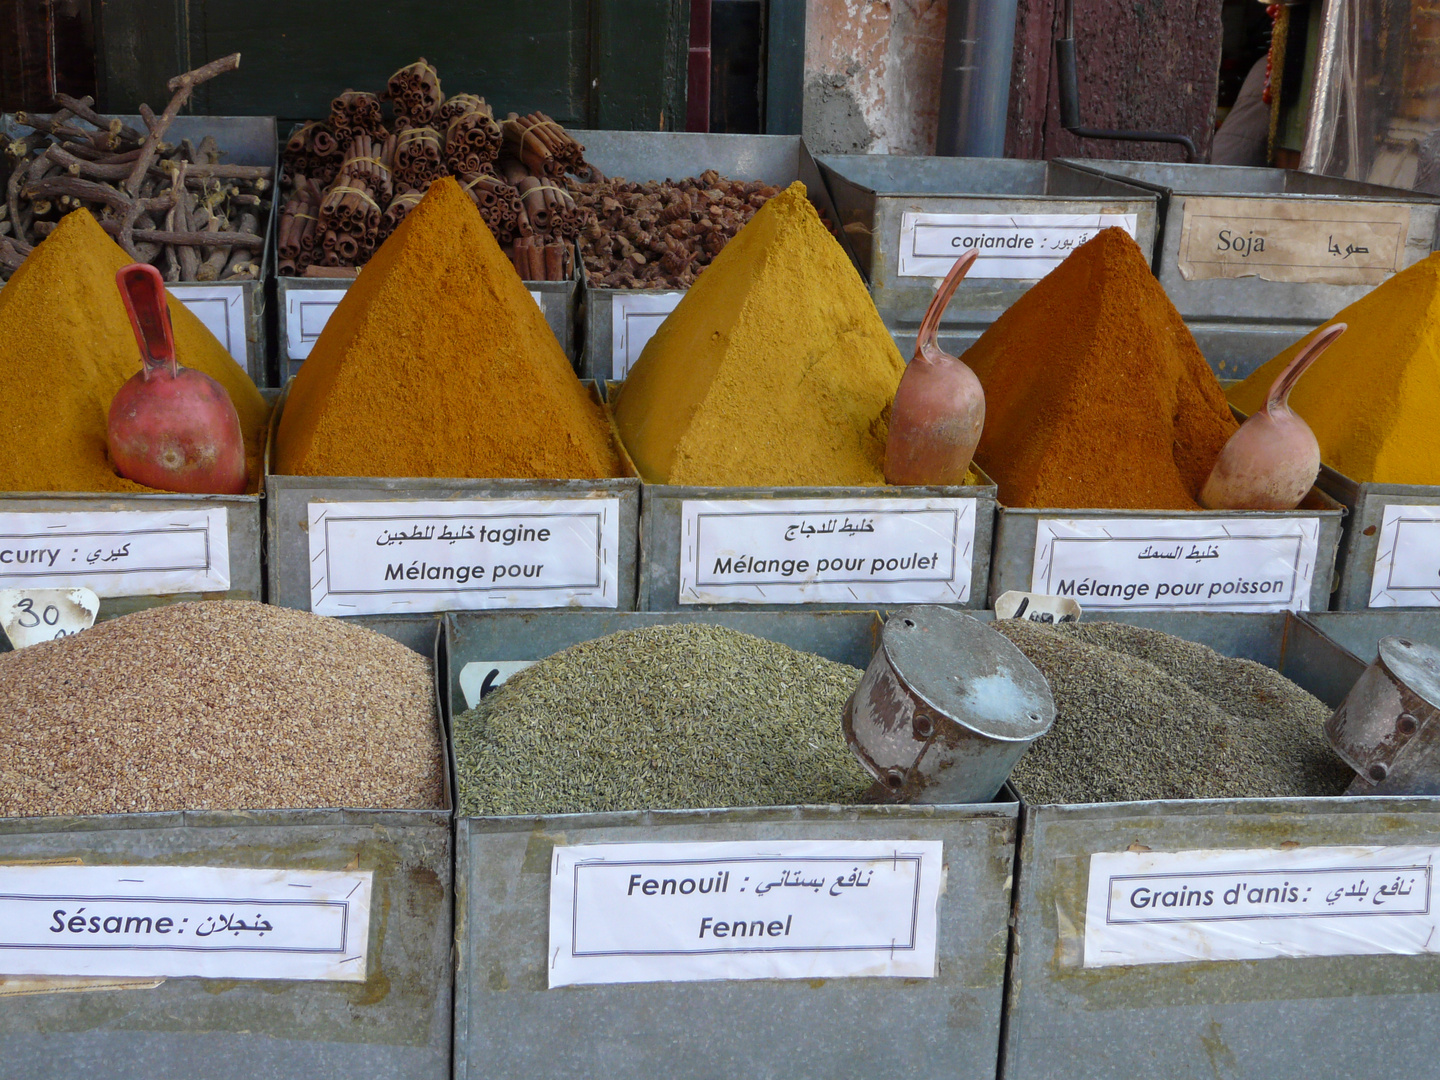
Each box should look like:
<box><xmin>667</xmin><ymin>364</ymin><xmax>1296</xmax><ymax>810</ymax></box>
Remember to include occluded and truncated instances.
<box><xmin>679</xmin><ymin>497</ymin><xmax>976</xmax><ymax>604</ymax></box>
<box><xmin>548</xmin><ymin>839</ymin><xmax>943</xmax><ymax>986</ymax></box>
<box><xmin>171</xmin><ymin>284</ymin><xmax>248</xmax><ymax>366</ymax></box>
<box><xmin>307</xmin><ymin>498</ymin><xmax>620</xmax><ymax>615</ymax></box>
<box><xmin>0</xmin><ymin>509</ymin><xmax>230</xmax><ymax>598</ymax></box>
<box><xmin>898</xmin><ymin>212</ymin><xmax>1139</xmax><ymax>279</ymax></box>
<box><xmin>1177</xmin><ymin>197</ymin><xmax>1412</xmax><ymax>285</ymax></box>
<box><xmin>611</xmin><ymin>292</ymin><xmax>684</xmax><ymax>377</ymax></box>
<box><xmin>0</xmin><ymin>865</ymin><xmax>372</xmax><ymax>981</ymax></box>
<box><xmin>1031</xmin><ymin>516</ymin><xmax>1319</xmax><ymax>611</ymax></box>
<box><xmin>1085</xmin><ymin>846</ymin><xmax>1438</xmax><ymax>967</ymax></box>
<box><xmin>1369</xmin><ymin>504</ymin><xmax>1440</xmax><ymax>607</ymax></box>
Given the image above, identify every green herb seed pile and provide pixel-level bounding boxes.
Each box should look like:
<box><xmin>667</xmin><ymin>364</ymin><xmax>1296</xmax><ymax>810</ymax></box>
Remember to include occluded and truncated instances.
<box><xmin>453</xmin><ymin>623</ymin><xmax>871</xmax><ymax>815</ymax></box>
<box><xmin>994</xmin><ymin>620</ymin><xmax>1352</xmax><ymax>805</ymax></box>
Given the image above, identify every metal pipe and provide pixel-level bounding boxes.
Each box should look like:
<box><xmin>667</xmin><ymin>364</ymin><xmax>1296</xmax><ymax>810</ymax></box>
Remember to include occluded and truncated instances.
<box><xmin>936</xmin><ymin>0</ymin><xmax>1019</xmax><ymax>157</ymax></box>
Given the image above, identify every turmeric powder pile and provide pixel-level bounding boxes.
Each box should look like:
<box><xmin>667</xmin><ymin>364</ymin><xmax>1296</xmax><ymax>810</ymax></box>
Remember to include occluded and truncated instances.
<box><xmin>0</xmin><ymin>210</ymin><xmax>269</xmax><ymax>493</ymax></box>
<box><xmin>1228</xmin><ymin>253</ymin><xmax>1440</xmax><ymax>486</ymax></box>
<box><xmin>963</xmin><ymin>227</ymin><xmax>1238</xmax><ymax>510</ymax></box>
<box><xmin>275</xmin><ymin>177</ymin><xmax>622</xmax><ymax>479</ymax></box>
<box><xmin>613</xmin><ymin>182</ymin><xmax>905</xmax><ymax>486</ymax></box>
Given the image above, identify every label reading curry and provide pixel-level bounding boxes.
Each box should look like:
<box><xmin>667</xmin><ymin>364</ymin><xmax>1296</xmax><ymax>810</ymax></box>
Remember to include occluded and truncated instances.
<box><xmin>1176</xmin><ymin>197</ymin><xmax>1412</xmax><ymax>285</ymax></box>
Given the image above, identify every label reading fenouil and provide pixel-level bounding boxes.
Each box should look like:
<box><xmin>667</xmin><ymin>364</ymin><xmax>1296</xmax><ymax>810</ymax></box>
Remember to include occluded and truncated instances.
<box><xmin>1031</xmin><ymin>516</ymin><xmax>1319</xmax><ymax>611</ymax></box>
<box><xmin>679</xmin><ymin>497</ymin><xmax>975</xmax><ymax>605</ymax></box>
<box><xmin>611</xmin><ymin>292</ymin><xmax>684</xmax><ymax>377</ymax></box>
<box><xmin>1177</xmin><ymin>197</ymin><xmax>1412</xmax><ymax>285</ymax></box>
<box><xmin>307</xmin><ymin>498</ymin><xmax>619</xmax><ymax>615</ymax></box>
<box><xmin>0</xmin><ymin>509</ymin><xmax>230</xmax><ymax>598</ymax></box>
<box><xmin>0</xmin><ymin>865</ymin><xmax>372</xmax><ymax>981</ymax></box>
<box><xmin>548</xmin><ymin>840</ymin><xmax>943</xmax><ymax>987</ymax></box>
<box><xmin>1085</xmin><ymin>846</ymin><xmax>1440</xmax><ymax>968</ymax></box>
<box><xmin>286</xmin><ymin>288</ymin><xmax>545</xmax><ymax>360</ymax></box>
<box><xmin>171</xmin><ymin>285</ymin><xmax>248</xmax><ymax>366</ymax></box>
<box><xmin>1369</xmin><ymin>504</ymin><xmax>1440</xmax><ymax>607</ymax></box>
<box><xmin>898</xmin><ymin>212</ymin><xmax>1139</xmax><ymax>279</ymax></box>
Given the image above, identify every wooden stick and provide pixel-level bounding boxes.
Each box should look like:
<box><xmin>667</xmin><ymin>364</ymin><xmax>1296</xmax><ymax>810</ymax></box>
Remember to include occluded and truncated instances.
<box><xmin>124</xmin><ymin>53</ymin><xmax>242</xmax><ymax>196</ymax></box>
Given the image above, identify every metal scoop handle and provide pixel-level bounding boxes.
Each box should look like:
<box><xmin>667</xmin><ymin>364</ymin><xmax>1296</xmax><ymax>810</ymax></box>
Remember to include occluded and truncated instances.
<box><xmin>116</xmin><ymin>262</ymin><xmax>178</xmax><ymax>380</ymax></box>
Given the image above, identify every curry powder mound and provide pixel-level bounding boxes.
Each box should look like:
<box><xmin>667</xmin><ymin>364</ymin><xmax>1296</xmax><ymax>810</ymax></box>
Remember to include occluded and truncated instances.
<box><xmin>962</xmin><ymin>227</ymin><xmax>1237</xmax><ymax>510</ymax></box>
<box><xmin>1229</xmin><ymin>252</ymin><xmax>1440</xmax><ymax>486</ymax></box>
<box><xmin>0</xmin><ymin>210</ymin><xmax>269</xmax><ymax>493</ymax></box>
<box><xmin>613</xmin><ymin>181</ymin><xmax>905</xmax><ymax>486</ymax></box>
<box><xmin>275</xmin><ymin>177</ymin><xmax>622</xmax><ymax>479</ymax></box>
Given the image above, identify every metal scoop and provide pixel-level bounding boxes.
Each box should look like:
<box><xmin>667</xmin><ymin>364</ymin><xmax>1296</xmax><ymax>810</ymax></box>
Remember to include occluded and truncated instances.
<box><xmin>883</xmin><ymin>250</ymin><xmax>986</xmax><ymax>487</ymax></box>
<box><xmin>843</xmin><ymin>607</ymin><xmax>1055</xmax><ymax>803</ymax></box>
<box><xmin>1327</xmin><ymin>635</ymin><xmax>1440</xmax><ymax>795</ymax></box>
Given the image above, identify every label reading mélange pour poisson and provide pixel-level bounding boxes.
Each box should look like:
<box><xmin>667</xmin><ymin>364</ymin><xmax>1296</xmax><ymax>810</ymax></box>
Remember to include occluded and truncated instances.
<box><xmin>1176</xmin><ymin>197</ymin><xmax>1412</xmax><ymax>286</ymax></box>
<box><xmin>1369</xmin><ymin>503</ymin><xmax>1440</xmax><ymax>607</ymax></box>
<box><xmin>548</xmin><ymin>839</ymin><xmax>943</xmax><ymax>986</ymax></box>
<box><xmin>678</xmin><ymin>497</ymin><xmax>976</xmax><ymax>605</ymax></box>
<box><xmin>1030</xmin><ymin>516</ymin><xmax>1319</xmax><ymax>612</ymax></box>
<box><xmin>1085</xmin><ymin>846</ymin><xmax>1438</xmax><ymax>967</ymax></box>
<box><xmin>0</xmin><ymin>865</ymin><xmax>372</xmax><ymax>981</ymax></box>
<box><xmin>306</xmin><ymin>498</ymin><xmax>620</xmax><ymax>616</ymax></box>
<box><xmin>898</xmin><ymin>212</ymin><xmax>1139</xmax><ymax>279</ymax></box>
<box><xmin>0</xmin><ymin>509</ymin><xmax>230</xmax><ymax>598</ymax></box>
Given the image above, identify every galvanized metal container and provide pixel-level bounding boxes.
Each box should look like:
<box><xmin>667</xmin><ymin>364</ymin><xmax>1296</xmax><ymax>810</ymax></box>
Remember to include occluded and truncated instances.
<box><xmin>1314</xmin><ymin>465</ymin><xmax>1440</xmax><ymax>610</ymax></box>
<box><xmin>2</xmin><ymin>114</ymin><xmax>278</xmax><ymax>387</ymax></box>
<box><xmin>445</xmin><ymin>609</ymin><xmax>1017</xmax><ymax>1080</ymax></box>
<box><xmin>813</xmin><ymin>155</ymin><xmax>1160</xmax><ymax>341</ymax></box>
<box><xmin>638</xmin><ymin>473</ymin><xmax>998</xmax><ymax>611</ymax></box>
<box><xmin>0</xmin><ymin>615</ymin><xmax>454</xmax><ymax>1080</ymax></box>
<box><xmin>265</xmin><ymin>386</ymin><xmax>640</xmax><ymax>614</ymax></box>
<box><xmin>574</xmin><ymin>132</ymin><xmax>853</xmax><ymax>382</ymax></box>
<box><xmin>1310</xmin><ymin>610</ymin><xmax>1440</xmax><ymax>660</ymax></box>
<box><xmin>1053</xmin><ymin>159</ymin><xmax>1440</xmax><ymax>378</ymax></box>
<box><xmin>275</xmin><ymin>268</ymin><xmax>579</xmax><ymax>385</ymax></box>
<box><xmin>997</xmin><ymin>610</ymin><xmax>1440</xmax><ymax>1080</ymax></box>
<box><xmin>987</xmin><ymin>488</ymin><xmax>1346</xmax><ymax>613</ymax></box>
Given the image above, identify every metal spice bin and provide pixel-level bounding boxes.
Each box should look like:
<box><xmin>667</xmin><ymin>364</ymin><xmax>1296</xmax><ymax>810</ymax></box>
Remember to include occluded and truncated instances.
<box><xmin>1052</xmin><ymin>160</ymin><xmax>1440</xmax><ymax>378</ymax></box>
<box><xmin>987</xmin><ymin>488</ymin><xmax>1347</xmax><ymax>613</ymax></box>
<box><xmin>998</xmin><ymin>609</ymin><xmax>1440</xmax><ymax>1080</ymax></box>
<box><xmin>1315</xmin><ymin>465</ymin><xmax>1440</xmax><ymax>610</ymax></box>
<box><xmin>574</xmin><ymin>131</ymin><xmax>856</xmax><ymax>383</ymax></box>
<box><xmin>264</xmin><ymin>385</ymin><xmax>640</xmax><ymax>614</ymax></box>
<box><xmin>637</xmin><ymin>471</ymin><xmax>998</xmax><ymax>611</ymax></box>
<box><xmin>813</xmin><ymin>156</ymin><xmax>1159</xmax><ymax>348</ymax></box>
<box><xmin>0</xmin><ymin>615</ymin><xmax>454</xmax><ymax>1080</ymax></box>
<box><xmin>2</xmin><ymin>114</ymin><xmax>279</xmax><ymax>388</ymax></box>
<box><xmin>444</xmin><ymin>609</ymin><xmax>1017</xmax><ymax>1080</ymax></box>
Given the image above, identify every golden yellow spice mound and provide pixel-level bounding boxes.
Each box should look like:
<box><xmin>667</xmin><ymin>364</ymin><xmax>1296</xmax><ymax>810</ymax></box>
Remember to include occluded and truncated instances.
<box><xmin>613</xmin><ymin>181</ymin><xmax>905</xmax><ymax>486</ymax></box>
<box><xmin>1229</xmin><ymin>253</ymin><xmax>1440</xmax><ymax>486</ymax></box>
<box><xmin>275</xmin><ymin>177</ymin><xmax>622</xmax><ymax>479</ymax></box>
<box><xmin>0</xmin><ymin>210</ymin><xmax>269</xmax><ymax>493</ymax></box>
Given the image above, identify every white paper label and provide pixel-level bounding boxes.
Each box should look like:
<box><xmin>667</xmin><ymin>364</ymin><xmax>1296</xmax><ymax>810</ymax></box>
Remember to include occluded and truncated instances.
<box><xmin>171</xmin><ymin>285</ymin><xmax>247</xmax><ymax>365</ymax></box>
<box><xmin>0</xmin><ymin>509</ymin><xmax>230</xmax><ymax>598</ymax></box>
<box><xmin>306</xmin><ymin>498</ymin><xmax>620</xmax><ymax>615</ymax></box>
<box><xmin>679</xmin><ymin>497</ymin><xmax>976</xmax><ymax>605</ymax></box>
<box><xmin>898</xmin><ymin>212</ymin><xmax>1139</xmax><ymax>279</ymax></box>
<box><xmin>1031</xmin><ymin>516</ymin><xmax>1319</xmax><ymax>611</ymax></box>
<box><xmin>0</xmin><ymin>587</ymin><xmax>98</xmax><ymax>648</ymax></box>
<box><xmin>0</xmin><ymin>865</ymin><xmax>372</xmax><ymax>981</ymax></box>
<box><xmin>459</xmin><ymin>659</ymin><xmax>537</xmax><ymax>709</ymax></box>
<box><xmin>284</xmin><ymin>288</ymin><xmax>348</xmax><ymax>360</ymax></box>
<box><xmin>1369</xmin><ymin>504</ymin><xmax>1440</xmax><ymax>607</ymax></box>
<box><xmin>1085</xmin><ymin>846</ymin><xmax>1440</xmax><ymax>968</ymax></box>
<box><xmin>611</xmin><ymin>292</ymin><xmax>684</xmax><ymax>377</ymax></box>
<box><xmin>993</xmin><ymin>590</ymin><xmax>1081</xmax><ymax>624</ymax></box>
<box><xmin>548</xmin><ymin>840</ymin><xmax>943</xmax><ymax>987</ymax></box>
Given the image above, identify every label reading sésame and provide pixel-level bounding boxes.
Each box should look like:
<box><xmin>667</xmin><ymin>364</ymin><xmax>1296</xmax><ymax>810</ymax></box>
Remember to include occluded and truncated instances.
<box><xmin>548</xmin><ymin>840</ymin><xmax>943</xmax><ymax>987</ymax></box>
<box><xmin>898</xmin><ymin>213</ymin><xmax>1139</xmax><ymax>279</ymax></box>
<box><xmin>1085</xmin><ymin>846</ymin><xmax>1438</xmax><ymax>968</ymax></box>
<box><xmin>1030</xmin><ymin>517</ymin><xmax>1319</xmax><ymax>612</ymax></box>
<box><xmin>0</xmin><ymin>865</ymin><xmax>372</xmax><ymax>981</ymax></box>
<box><xmin>0</xmin><ymin>509</ymin><xmax>230</xmax><ymax>598</ymax></box>
<box><xmin>306</xmin><ymin>498</ymin><xmax>620</xmax><ymax>615</ymax></box>
<box><xmin>679</xmin><ymin>497</ymin><xmax>976</xmax><ymax>605</ymax></box>
<box><xmin>1177</xmin><ymin>197</ymin><xmax>1412</xmax><ymax>285</ymax></box>
<box><xmin>1369</xmin><ymin>504</ymin><xmax>1440</xmax><ymax>607</ymax></box>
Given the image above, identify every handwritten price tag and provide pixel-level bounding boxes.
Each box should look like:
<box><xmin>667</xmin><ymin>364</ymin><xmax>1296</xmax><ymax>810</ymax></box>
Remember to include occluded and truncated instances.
<box><xmin>0</xmin><ymin>588</ymin><xmax>98</xmax><ymax>649</ymax></box>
